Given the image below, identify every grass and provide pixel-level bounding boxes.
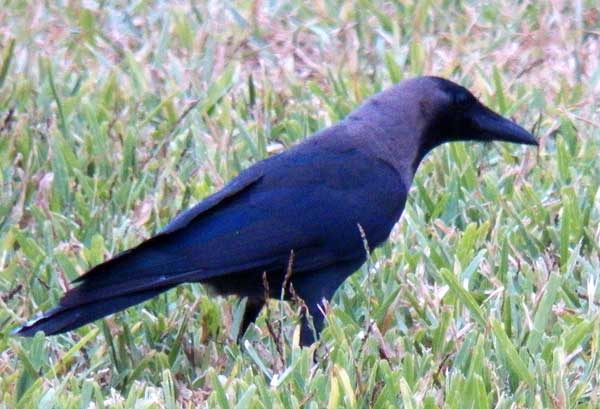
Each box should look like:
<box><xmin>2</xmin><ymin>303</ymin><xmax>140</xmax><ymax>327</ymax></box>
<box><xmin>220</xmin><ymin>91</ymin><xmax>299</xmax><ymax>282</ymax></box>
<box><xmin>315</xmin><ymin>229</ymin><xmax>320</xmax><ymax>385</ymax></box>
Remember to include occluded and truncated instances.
<box><xmin>1</xmin><ymin>0</ymin><xmax>600</xmax><ymax>407</ymax></box>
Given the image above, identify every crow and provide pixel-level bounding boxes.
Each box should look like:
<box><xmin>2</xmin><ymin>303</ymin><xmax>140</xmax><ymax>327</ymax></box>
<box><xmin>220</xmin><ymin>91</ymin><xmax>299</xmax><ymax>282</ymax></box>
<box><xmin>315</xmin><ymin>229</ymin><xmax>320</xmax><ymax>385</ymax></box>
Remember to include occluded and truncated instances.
<box><xmin>14</xmin><ymin>76</ymin><xmax>538</xmax><ymax>346</ymax></box>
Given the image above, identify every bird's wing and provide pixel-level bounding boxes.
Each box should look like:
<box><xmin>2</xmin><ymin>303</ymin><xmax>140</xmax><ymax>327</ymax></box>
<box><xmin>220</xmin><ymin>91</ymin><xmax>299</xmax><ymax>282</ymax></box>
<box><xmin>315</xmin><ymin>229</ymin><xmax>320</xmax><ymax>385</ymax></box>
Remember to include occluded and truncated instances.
<box><xmin>159</xmin><ymin>169</ymin><xmax>264</xmax><ymax>235</ymax></box>
<box><xmin>71</xmin><ymin>166</ymin><xmax>264</xmax><ymax>282</ymax></box>
<box><xmin>67</xmin><ymin>138</ymin><xmax>407</xmax><ymax>305</ymax></box>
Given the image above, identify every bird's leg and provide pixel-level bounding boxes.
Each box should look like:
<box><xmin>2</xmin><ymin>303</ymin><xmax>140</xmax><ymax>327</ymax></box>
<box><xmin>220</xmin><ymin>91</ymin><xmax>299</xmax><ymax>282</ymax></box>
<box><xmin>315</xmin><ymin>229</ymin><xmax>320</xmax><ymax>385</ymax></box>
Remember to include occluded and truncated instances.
<box><xmin>299</xmin><ymin>301</ymin><xmax>325</xmax><ymax>346</ymax></box>
<box><xmin>291</xmin><ymin>259</ymin><xmax>365</xmax><ymax>347</ymax></box>
<box><xmin>292</xmin><ymin>277</ymin><xmax>339</xmax><ymax>347</ymax></box>
<box><xmin>237</xmin><ymin>296</ymin><xmax>264</xmax><ymax>343</ymax></box>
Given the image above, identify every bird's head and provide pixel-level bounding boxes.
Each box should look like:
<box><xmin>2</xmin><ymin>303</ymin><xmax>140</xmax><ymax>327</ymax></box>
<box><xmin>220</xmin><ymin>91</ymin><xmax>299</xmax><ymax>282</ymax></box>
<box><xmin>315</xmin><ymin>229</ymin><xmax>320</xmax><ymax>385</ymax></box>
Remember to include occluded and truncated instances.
<box><xmin>411</xmin><ymin>76</ymin><xmax>538</xmax><ymax>148</ymax></box>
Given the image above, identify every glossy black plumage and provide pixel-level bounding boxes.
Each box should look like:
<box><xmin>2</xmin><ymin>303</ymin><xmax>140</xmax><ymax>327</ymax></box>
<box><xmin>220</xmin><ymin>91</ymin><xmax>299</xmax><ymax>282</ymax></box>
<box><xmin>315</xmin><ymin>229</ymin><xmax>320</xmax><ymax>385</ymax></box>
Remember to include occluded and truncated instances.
<box><xmin>14</xmin><ymin>76</ymin><xmax>537</xmax><ymax>345</ymax></box>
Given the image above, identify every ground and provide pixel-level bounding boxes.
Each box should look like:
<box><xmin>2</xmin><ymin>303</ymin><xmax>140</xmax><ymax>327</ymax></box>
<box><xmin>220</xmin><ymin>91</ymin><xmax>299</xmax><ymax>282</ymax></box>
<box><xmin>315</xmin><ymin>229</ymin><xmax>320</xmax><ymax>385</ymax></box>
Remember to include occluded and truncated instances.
<box><xmin>1</xmin><ymin>0</ymin><xmax>600</xmax><ymax>407</ymax></box>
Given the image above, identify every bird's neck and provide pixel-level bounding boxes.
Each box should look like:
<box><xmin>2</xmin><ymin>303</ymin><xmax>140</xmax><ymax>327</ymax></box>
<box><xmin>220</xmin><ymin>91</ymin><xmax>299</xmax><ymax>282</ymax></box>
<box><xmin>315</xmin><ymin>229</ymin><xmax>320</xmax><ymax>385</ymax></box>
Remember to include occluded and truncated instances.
<box><xmin>345</xmin><ymin>105</ymin><xmax>433</xmax><ymax>190</ymax></box>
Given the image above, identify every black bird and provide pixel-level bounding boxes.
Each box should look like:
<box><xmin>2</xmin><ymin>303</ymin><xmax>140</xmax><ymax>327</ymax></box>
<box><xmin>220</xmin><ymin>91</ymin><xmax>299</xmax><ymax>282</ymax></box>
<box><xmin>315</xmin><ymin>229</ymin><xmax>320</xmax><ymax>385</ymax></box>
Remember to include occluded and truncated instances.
<box><xmin>14</xmin><ymin>77</ymin><xmax>537</xmax><ymax>346</ymax></box>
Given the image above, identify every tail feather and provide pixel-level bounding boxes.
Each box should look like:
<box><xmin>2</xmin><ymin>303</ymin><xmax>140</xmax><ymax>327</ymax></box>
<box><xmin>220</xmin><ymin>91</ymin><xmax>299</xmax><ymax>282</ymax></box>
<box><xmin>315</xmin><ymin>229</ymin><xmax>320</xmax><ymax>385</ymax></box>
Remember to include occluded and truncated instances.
<box><xmin>13</xmin><ymin>233</ymin><xmax>195</xmax><ymax>337</ymax></box>
<box><xmin>59</xmin><ymin>273</ymin><xmax>192</xmax><ymax>309</ymax></box>
<box><xmin>13</xmin><ymin>284</ymin><xmax>175</xmax><ymax>337</ymax></box>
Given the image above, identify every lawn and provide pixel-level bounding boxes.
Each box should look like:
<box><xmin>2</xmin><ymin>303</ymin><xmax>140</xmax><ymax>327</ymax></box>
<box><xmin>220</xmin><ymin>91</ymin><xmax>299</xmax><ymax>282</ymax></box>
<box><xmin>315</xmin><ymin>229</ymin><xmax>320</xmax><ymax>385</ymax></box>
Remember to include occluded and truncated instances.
<box><xmin>1</xmin><ymin>0</ymin><xmax>600</xmax><ymax>407</ymax></box>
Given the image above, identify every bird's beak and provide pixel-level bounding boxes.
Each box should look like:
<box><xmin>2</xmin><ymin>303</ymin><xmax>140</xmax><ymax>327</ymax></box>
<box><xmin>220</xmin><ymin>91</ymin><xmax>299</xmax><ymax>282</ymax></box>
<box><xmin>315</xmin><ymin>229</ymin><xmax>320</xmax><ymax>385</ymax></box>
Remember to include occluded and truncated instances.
<box><xmin>471</xmin><ymin>105</ymin><xmax>538</xmax><ymax>146</ymax></box>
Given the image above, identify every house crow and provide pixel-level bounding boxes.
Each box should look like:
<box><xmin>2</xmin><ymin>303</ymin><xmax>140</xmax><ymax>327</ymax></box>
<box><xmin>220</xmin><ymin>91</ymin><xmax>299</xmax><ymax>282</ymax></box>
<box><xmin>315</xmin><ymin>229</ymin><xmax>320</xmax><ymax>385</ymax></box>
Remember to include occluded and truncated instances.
<box><xmin>14</xmin><ymin>76</ymin><xmax>538</xmax><ymax>346</ymax></box>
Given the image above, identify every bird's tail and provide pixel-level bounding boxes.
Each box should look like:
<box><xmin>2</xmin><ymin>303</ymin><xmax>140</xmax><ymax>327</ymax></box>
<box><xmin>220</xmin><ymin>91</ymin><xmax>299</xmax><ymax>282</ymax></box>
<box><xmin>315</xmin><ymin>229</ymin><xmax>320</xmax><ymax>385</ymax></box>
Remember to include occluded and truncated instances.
<box><xmin>13</xmin><ymin>283</ymin><xmax>176</xmax><ymax>336</ymax></box>
<box><xmin>12</xmin><ymin>234</ymin><xmax>194</xmax><ymax>337</ymax></box>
